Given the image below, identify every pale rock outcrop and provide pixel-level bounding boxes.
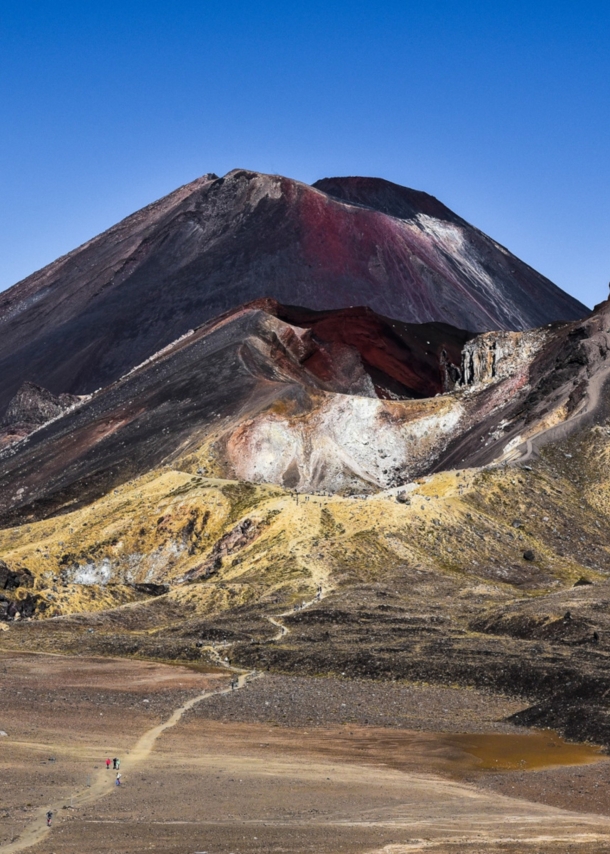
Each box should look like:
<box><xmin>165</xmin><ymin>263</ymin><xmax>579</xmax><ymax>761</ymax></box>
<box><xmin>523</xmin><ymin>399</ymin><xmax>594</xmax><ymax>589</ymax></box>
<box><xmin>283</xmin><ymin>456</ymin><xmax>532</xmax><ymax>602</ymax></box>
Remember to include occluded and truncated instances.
<box><xmin>460</xmin><ymin>329</ymin><xmax>549</xmax><ymax>387</ymax></box>
<box><xmin>226</xmin><ymin>395</ymin><xmax>464</xmax><ymax>493</ymax></box>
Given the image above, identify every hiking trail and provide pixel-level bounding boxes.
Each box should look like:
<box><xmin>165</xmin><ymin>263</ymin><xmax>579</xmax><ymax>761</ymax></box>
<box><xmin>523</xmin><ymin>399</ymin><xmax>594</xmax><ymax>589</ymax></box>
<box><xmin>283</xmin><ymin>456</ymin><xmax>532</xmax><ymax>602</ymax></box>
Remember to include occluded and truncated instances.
<box><xmin>1</xmin><ymin>574</ymin><xmax>331</xmax><ymax>853</ymax></box>
<box><xmin>0</xmin><ymin>672</ymin><xmax>253</xmax><ymax>854</ymax></box>
<box><xmin>264</xmin><ymin>588</ymin><xmax>328</xmax><ymax>642</ymax></box>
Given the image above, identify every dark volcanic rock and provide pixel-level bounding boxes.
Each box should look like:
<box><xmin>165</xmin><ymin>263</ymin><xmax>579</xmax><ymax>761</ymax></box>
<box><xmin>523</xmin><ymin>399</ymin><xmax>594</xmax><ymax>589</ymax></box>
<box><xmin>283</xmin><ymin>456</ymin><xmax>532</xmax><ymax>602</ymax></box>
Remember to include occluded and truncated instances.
<box><xmin>0</xmin><ymin>591</ymin><xmax>38</xmax><ymax>620</ymax></box>
<box><xmin>0</xmin><ymin>170</ymin><xmax>586</xmax><ymax>412</ymax></box>
<box><xmin>0</xmin><ymin>560</ymin><xmax>37</xmax><ymax>621</ymax></box>
<box><xmin>0</xmin><ymin>560</ymin><xmax>33</xmax><ymax>590</ymax></box>
<box><xmin>1</xmin><ymin>382</ymin><xmax>78</xmax><ymax>428</ymax></box>
<box><xmin>0</xmin><ymin>382</ymin><xmax>79</xmax><ymax>448</ymax></box>
<box><xmin>223</xmin><ymin>579</ymin><xmax>610</xmax><ymax>749</ymax></box>
<box><xmin>134</xmin><ymin>583</ymin><xmax>170</xmax><ymax>597</ymax></box>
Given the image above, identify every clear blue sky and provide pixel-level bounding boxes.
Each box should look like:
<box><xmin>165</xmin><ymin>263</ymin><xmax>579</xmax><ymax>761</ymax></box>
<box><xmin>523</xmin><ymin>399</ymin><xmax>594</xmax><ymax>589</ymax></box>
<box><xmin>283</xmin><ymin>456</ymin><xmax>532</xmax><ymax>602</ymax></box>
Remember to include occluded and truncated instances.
<box><xmin>1</xmin><ymin>0</ymin><xmax>609</xmax><ymax>308</ymax></box>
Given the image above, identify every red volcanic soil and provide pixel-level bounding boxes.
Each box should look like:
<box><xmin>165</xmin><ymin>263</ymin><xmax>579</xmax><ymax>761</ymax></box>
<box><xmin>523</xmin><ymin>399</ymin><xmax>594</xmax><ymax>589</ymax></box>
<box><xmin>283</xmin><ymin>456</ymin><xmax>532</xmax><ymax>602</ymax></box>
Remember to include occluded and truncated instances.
<box><xmin>0</xmin><ymin>170</ymin><xmax>586</xmax><ymax>414</ymax></box>
<box><xmin>271</xmin><ymin>303</ymin><xmax>472</xmax><ymax>398</ymax></box>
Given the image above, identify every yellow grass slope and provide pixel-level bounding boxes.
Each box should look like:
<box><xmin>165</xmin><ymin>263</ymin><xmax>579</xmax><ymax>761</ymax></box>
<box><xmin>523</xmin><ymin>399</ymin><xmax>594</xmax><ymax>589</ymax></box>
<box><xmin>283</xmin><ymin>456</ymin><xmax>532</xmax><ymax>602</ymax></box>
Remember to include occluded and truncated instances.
<box><xmin>1</xmin><ymin>421</ymin><xmax>610</xmax><ymax>629</ymax></box>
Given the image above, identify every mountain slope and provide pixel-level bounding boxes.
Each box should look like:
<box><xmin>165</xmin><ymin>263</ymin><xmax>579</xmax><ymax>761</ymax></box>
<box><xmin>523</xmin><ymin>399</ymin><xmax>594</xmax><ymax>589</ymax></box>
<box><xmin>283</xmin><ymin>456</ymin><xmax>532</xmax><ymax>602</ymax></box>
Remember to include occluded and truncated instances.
<box><xmin>4</xmin><ymin>370</ymin><xmax>610</xmax><ymax>751</ymax></box>
<box><xmin>0</xmin><ymin>170</ymin><xmax>586</xmax><ymax>414</ymax></box>
<box><xmin>0</xmin><ymin>294</ymin><xmax>606</xmax><ymax>525</ymax></box>
<box><xmin>0</xmin><ymin>302</ymin><xmax>473</xmax><ymax>523</ymax></box>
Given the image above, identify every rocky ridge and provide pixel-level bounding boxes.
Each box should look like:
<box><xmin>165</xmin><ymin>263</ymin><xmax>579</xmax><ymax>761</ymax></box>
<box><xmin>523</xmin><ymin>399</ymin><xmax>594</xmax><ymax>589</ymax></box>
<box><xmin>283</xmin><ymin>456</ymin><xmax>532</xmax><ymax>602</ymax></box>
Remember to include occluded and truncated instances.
<box><xmin>0</xmin><ymin>294</ymin><xmax>601</xmax><ymax>512</ymax></box>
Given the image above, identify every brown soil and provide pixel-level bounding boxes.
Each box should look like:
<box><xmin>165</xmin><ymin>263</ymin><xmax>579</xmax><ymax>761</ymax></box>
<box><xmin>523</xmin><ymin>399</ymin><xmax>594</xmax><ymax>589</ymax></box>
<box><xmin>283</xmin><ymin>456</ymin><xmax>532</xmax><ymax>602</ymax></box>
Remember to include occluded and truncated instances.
<box><xmin>0</xmin><ymin>651</ymin><xmax>227</xmax><ymax>849</ymax></box>
<box><xmin>3</xmin><ymin>653</ymin><xmax>610</xmax><ymax>854</ymax></box>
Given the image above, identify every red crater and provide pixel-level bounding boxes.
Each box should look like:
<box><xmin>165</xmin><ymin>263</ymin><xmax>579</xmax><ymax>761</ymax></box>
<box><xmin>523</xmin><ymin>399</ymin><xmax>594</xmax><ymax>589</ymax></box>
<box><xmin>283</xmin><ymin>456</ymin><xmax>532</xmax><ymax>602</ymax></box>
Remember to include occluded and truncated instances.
<box><xmin>268</xmin><ymin>302</ymin><xmax>473</xmax><ymax>399</ymax></box>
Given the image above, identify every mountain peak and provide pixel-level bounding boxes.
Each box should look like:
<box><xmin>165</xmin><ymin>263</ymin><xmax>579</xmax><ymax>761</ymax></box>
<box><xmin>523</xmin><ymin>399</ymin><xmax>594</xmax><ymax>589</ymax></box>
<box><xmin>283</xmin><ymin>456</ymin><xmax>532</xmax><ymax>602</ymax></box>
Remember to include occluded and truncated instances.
<box><xmin>0</xmin><ymin>170</ymin><xmax>586</xmax><ymax>412</ymax></box>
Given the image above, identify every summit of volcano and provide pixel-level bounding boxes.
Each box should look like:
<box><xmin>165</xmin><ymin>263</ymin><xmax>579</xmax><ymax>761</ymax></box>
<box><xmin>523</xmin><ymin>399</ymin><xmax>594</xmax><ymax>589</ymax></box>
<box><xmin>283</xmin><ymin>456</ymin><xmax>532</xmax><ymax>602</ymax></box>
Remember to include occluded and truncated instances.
<box><xmin>0</xmin><ymin>169</ymin><xmax>586</xmax><ymax>413</ymax></box>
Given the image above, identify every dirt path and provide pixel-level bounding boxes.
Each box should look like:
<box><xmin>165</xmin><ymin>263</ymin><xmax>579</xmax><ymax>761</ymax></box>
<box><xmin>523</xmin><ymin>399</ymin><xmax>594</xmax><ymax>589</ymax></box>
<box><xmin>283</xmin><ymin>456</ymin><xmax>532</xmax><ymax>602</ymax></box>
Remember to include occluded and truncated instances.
<box><xmin>264</xmin><ymin>583</ymin><xmax>329</xmax><ymax>641</ymax></box>
<box><xmin>367</xmin><ymin>831</ymin><xmax>610</xmax><ymax>852</ymax></box>
<box><xmin>0</xmin><ymin>673</ymin><xmax>252</xmax><ymax>854</ymax></box>
<box><xmin>505</xmin><ymin>363</ymin><xmax>610</xmax><ymax>466</ymax></box>
<box><xmin>0</xmin><ymin>588</ymin><xmax>326</xmax><ymax>853</ymax></box>
<box><xmin>266</xmin><ymin>599</ymin><xmax>316</xmax><ymax>639</ymax></box>
<box><xmin>267</xmin><ymin>614</ymin><xmax>288</xmax><ymax>640</ymax></box>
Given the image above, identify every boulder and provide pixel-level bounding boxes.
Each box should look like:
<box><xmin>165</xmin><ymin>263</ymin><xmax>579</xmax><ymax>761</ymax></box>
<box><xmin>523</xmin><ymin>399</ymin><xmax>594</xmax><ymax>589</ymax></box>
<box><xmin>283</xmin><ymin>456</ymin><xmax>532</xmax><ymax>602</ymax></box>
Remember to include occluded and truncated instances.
<box><xmin>0</xmin><ymin>560</ymin><xmax>33</xmax><ymax>590</ymax></box>
<box><xmin>134</xmin><ymin>583</ymin><xmax>170</xmax><ymax>597</ymax></box>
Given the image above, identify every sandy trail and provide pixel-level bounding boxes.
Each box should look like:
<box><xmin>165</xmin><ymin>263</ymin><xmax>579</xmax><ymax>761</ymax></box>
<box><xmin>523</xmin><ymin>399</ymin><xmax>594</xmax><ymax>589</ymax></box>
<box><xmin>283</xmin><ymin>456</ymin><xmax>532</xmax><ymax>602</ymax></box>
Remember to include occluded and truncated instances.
<box><xmin>0</xmin><ymin>673</ymin><xmax>251</xmax><ymax>854</ymax></box>
<box><xmin>267</xmin><ymin>614</ymin><xmax>288</xmax><ymax>639</ymax></box>
<box><xmin>368</xmin><ymin>833</ymin><xmax>610</xmax><ymax>852</ymax></box>
<box><xmin>266</xmin><ymin>596</ymin><xmax>318</xmax><ymax>640</ymax></box>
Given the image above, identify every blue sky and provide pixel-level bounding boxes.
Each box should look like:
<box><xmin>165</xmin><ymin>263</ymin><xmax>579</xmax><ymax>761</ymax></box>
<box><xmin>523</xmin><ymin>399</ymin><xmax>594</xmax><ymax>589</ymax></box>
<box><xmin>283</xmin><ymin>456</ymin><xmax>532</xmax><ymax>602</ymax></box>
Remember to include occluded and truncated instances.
<box><xmin>1</xmin><ymin>0</ymin><xmax>608</xmax><ymax>308</ymax></box>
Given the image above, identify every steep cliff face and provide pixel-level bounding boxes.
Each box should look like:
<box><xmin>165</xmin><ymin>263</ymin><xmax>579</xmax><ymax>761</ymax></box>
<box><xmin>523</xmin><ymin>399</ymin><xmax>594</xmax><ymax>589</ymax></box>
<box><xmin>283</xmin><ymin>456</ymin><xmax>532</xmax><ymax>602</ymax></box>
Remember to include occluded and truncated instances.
<box><xmin>265</xmin><ymin>301</ymin><xmax>471</xmax><ymax>399</ymax></box>
<box><xmin>0</xmin><ymin>170</ymin><xmax>586</xmax><ymax>413</ymax></box>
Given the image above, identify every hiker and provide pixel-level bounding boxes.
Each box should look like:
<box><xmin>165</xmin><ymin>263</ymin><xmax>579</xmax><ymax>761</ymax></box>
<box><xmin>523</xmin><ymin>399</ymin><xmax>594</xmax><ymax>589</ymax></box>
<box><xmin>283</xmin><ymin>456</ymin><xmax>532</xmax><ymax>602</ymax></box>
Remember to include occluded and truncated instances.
<box><xmin>106</xmin><ymin>758</ymin><xmax>111</xmax><ymax>770</ymax></box>
<box><xmin>116</xmin><ymin>757</ymin><xmax>120</xmax><ymax>770</ymax></box>
<box><xmin>112</xmin><ymin>757</ymin><xmax>118</xmax><ymax>770</ymax></box>
<box><xmin>115</xmin><ymin>773</ymin><xmax>122</xmax><ymax>786</ymax></box>
<box><xmin>46</xmin><ymin>810</ymin><xmax>53</xmax><ymax>827</ymax></box>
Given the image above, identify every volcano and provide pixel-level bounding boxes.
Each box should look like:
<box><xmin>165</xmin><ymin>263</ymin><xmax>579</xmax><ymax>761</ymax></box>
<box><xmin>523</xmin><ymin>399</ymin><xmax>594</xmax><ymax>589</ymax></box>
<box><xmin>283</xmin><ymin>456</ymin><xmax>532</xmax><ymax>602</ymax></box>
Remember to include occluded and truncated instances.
<box><xmin>0</xmin><ymin>170</ymin><xmax>586</xmax><ymax>414</ymax></box>
<box><xmin>4</xmin><ymin>169</ymin><xmax>610</xmax><ymax>783</ymax></box>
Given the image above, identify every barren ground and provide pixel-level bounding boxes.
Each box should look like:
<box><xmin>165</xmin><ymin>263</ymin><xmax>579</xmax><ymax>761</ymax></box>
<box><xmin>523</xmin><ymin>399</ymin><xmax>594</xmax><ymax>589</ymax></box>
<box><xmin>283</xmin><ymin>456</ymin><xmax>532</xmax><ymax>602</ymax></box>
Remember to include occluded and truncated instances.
<box><xmin>2</xmin><ymin>653</ymin><xmax>610</xmax><ymax>854</ymax></box>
